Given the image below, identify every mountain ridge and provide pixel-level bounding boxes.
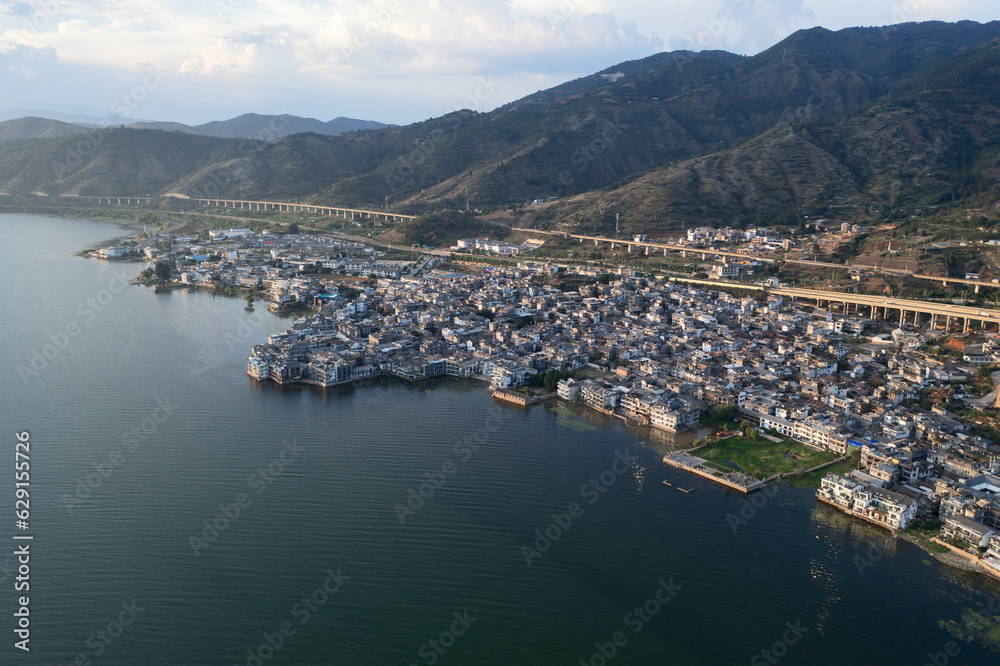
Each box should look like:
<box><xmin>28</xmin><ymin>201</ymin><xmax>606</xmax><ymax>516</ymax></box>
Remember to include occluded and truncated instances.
<box><xmin>2</xmin><ymin>20</ymin><xmax>999</xmax><ymax>234</ymax></box>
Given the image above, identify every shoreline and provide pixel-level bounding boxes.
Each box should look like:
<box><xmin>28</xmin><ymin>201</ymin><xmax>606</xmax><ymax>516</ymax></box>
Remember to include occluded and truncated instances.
<box><xmin>27</xmin><ymin>209</ymin><xmax>1000</xmax><ymax>588</ymax></box>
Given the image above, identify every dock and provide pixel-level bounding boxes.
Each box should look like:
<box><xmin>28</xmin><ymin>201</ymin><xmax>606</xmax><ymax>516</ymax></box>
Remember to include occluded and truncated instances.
<box><xmin>490</xmin><ymin>388</ymin><xmax>556</xmax><ymax>406</ymax></box>
<box><xmin>662</xmin><ymin>451</ymin><xmax>769</xmax><ymax>494</ymax></box>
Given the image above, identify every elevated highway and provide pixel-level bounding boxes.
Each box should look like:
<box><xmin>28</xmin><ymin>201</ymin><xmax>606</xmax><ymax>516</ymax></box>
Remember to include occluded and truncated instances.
<box><xmin>72</xmin><ymin>195</ymin><xmax>417</xmax><ymax>222</ymax></box>
<box><xmin>772</xmin><ymin>287</ymin><xmax>1000</xmax><ymax>333</ymax></box>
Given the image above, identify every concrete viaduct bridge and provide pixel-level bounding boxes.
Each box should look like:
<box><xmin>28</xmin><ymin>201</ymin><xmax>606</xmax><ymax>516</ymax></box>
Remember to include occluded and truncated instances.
<box><xmin>773</xmin><ymin>287</ymin><xmax>1000</xmax><ymax>333</ymax></box>
<box><xmin>76</xmin><ymin>196</ymin><xmax>416</xmax><ymax>223</ymax></box>
<box><xmin>519</xmin><ymin>228</ymin><xmax>1000</xmax><ymax>293</ymax></box>
<box><xmin>514</xmin><ymin>228</ymin><xmax>776</xmax><ymax>263</ymax></box>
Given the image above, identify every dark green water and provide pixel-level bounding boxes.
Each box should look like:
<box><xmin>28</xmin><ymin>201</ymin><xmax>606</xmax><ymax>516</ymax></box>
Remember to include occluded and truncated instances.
<box><xmin>2</xmin><ymin>214</ymin><xmax>999</xmax><ymax>665</ymax></box>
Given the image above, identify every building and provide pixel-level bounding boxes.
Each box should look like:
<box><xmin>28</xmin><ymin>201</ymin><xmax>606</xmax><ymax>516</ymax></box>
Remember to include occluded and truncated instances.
<box><xmin>941</xmin><ymin>515</ymin><xmax>996</xmax><ymax>553</ymax></box>
<box><xmin>557</xmin><ymin>378</ymin><xmax>581</xmax><ymax>401</ymax></box>
<box><xmin>818</xmin><ymin>474</ymin><xmax>918</xmax><ymax>530</ymax></box>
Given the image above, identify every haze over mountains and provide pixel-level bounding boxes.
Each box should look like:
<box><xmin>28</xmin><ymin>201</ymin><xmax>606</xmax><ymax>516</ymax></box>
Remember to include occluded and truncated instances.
<box><xmin>0</xmin><ymin>113</ymin><xmax>389</xmax><ymax>141</ymax></box>
<box><xmin>2</xmin><ymin>20</ymin><xmax>999</xmax><ymax>234</ymax></box>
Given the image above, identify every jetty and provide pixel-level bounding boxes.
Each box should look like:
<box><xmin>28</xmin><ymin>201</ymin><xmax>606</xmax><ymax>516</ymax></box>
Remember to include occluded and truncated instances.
<box><xmin>662</xmin><ymin>451</ymin><xmax>769</xmax><ymax>493</ymax></box>
<box><xmin>491</xmin><ymin>388</ymin><xmax>556</xmax><ymax>406</ymax></box>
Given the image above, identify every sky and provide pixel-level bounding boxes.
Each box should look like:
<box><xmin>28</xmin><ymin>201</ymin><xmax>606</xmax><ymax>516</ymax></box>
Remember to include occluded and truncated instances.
<box><xmin>0</xmin><ymin>0</ymin><xmax>997</xmax><ymax>126</ymax></box>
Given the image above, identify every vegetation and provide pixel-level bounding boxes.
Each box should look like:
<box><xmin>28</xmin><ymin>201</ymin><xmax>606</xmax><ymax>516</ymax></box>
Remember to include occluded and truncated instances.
<box><xmin>5</xmin><ymin>24</ymin><xmax>1000</xmax><ymax>236</ymax></box>
<box><xmin>697</xmin><ymin>435</ymin><xmax>839</xmax><ymax>480</ymax></box>
<box><xmin>525</xmin><ymin>367</ymin><xmax>584</xmax><ymax>391</ymax></box>
<box><xmin>701</xmin><ymin>404</ymin><xmax>738</xmax><ymax>428</ymax></box>
<box><xmin>939</xmin><ymin>609</ymin><xmax>1000</xmax><ymax>651</ymax></box>
<box><xmin>379</xmin><ymin>210</ymin><xmax>510</xmax><ymax>248</ymax></box>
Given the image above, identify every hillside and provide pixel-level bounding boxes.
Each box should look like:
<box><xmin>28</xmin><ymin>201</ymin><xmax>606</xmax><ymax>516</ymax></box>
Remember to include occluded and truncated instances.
<box><xmin>0</xmin><ymin>117</ymin><xmax>88</xmax><ymax>142</ymax></box>
<box><xmin>523</xmin><ymin>38</ymin><xmax>1000</xmax><ymax>234</ymax></box>
<box><xmin>310</xmin><ymin>21</ymin><xmax>1000</xmax><ymax>212</ymax></box>
<box><xmin>0</xmin><ymin>129</ymin><xmax>260</xmax><ymax>196</ymax></box>
<box><xmin>1</xmin><ymin>20</ymin><xmax>1000</xmax><ymax>231</ymax></box>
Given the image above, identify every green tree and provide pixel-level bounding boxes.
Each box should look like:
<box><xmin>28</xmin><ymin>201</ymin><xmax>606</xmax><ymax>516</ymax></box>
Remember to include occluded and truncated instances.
<box><xmin>154</xmin><ymin>262</ymin><xmax>172</xmax><ymax>282</ymax></box>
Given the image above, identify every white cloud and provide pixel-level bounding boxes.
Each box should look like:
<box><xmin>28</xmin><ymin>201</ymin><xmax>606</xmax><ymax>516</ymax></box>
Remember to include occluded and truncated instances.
<box><xmin>0</xmin><ymin>0</ymin><xmax>996</xmax><ymax>125</ymax></box>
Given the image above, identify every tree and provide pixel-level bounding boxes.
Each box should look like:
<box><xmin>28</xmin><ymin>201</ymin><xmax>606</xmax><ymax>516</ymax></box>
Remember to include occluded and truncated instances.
<box><xmin>154</xmin><ymin>262</ymin><xmax>172</xmax><ymax>282</ymax></box>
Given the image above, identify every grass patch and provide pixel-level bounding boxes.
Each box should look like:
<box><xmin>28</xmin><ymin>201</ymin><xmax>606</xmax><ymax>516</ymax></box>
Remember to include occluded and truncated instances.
<box><xmin>697</xmin><ymin>435</ymin><xmax>838</xmax><ymax>480</ymax></box>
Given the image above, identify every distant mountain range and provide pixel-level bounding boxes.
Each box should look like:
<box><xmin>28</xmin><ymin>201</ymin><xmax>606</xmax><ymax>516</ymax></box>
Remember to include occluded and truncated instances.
<box><xmin>124</xmin><ymin>114</ymin><xmax>390</xmax><ymax>139</ymax></box>
<box><xmin>0</xmin><ymin>113</ymin><xmax>389</xmax><ymax>142</ymax></box>
<box><xmin>2</xmin><ymin>20</ymin><xmax>999</xmax><ymax>234</ymax></box>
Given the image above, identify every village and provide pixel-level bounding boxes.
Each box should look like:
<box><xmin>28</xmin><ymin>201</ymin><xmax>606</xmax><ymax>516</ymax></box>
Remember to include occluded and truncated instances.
<box><xmin>97</xmin><ymin>224</ymin><xmax>1000</xmax><ymax>582</ymax></box>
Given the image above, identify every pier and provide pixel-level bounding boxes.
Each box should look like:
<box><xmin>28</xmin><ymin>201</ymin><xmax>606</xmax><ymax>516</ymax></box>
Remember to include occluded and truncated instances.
<box><xmin>662</xmin><ymin>451</ymin><xmax>770</xmax><ymax>493</ymax></box>
<box><xmin>491</xmin><ymin>388</ymin><xmax>555</xmax><ymax>406</ymax></box>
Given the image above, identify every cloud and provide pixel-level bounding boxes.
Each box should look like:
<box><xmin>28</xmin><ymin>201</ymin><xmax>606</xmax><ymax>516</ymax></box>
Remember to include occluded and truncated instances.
<box><xmin>0</xmin><ymin>0</ymin><xmax>996</xmax><ymax>125</ymax></box>
<box><xmin>1</xmin><ymin>2</ymin><xmax>32</xmax><ymax>17</ymax></box>
<box><xmin>179</xmin><ymin>38</ymin><xmax>260</xmax><ymax>75</ymax></box>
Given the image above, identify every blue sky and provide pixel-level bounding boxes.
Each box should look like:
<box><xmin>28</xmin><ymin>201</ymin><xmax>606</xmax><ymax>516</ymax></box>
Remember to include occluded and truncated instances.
<box><xmin>0</xmin><ymin>0</ymin><xmax>997</xmax><ymax>125</ymax></box>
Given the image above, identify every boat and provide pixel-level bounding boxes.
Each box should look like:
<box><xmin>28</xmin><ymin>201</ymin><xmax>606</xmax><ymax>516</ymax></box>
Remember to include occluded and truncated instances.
<box><xmin>678</xmin><ymin>487</ymin><xmax>694</xmax><ymax>494</ymax></box>
<box><xmin>662</xmin><ymin>481</ymin><xmax>672</xmax><ymax>486</ymax></box>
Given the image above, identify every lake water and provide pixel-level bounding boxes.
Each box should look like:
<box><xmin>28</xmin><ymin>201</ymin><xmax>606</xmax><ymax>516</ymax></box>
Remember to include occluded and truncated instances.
<box><xmin>1</xmin><ymin>213</ymin><xmax>998</xmax><ymax>665</ymax></box>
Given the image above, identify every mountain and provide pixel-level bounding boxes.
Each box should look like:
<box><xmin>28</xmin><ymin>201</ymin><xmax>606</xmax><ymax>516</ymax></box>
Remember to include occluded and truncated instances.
<box><xmin>127</xmin><ymin>113</ymin><xmax>390</xmax><ymax>140</ymax></box>
<box><xmin>0</xmin><ymin>129</ymin><xmax>260</xmax><ymax>197</ymax></box>
<box><xmin>522</xmin><ymin>35</ymin><xmax>1000</xmax><ymax>234</ymax></box>
<box><xmin>195</xmin><ymin>20</ymin><xmax>1000</xmax><ymax>212</ymax></box>
<box><xmin>0</xmin><ymin>117</ymin><xmax>89</xmax><ymax>142</ymax></box>
<box><xmin>2</xmin><ymin>20</ymin><xmax>1000</xmax><ymax>233</ymax></box>
<box><xmin>0</xmin><ymin>108</ymin><xmax>141</xmax><ymax>126</ymax></box>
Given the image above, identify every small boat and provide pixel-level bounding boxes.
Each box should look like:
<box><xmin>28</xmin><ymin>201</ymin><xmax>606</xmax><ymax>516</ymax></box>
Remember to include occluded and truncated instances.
<box><xmin>662</xmin><ymin>481</ymin><xmax>672</xmax><ymax>486</ymax></box>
